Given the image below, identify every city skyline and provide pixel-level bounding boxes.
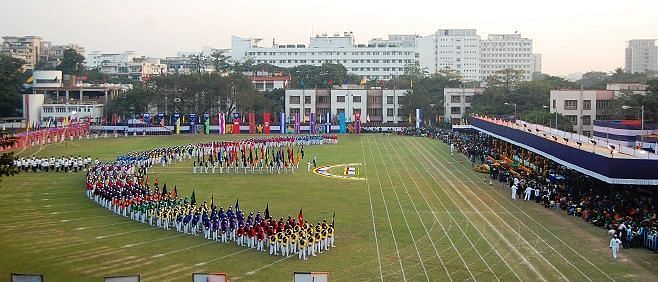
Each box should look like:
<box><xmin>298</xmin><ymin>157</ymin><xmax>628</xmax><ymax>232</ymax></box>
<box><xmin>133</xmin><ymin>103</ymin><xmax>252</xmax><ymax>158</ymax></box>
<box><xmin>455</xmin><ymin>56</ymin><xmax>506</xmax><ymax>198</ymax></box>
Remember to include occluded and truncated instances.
<box><xmin>1</xmin><ymin>0</ymin><xmax>657</xmax><ymax>76</ymax></box>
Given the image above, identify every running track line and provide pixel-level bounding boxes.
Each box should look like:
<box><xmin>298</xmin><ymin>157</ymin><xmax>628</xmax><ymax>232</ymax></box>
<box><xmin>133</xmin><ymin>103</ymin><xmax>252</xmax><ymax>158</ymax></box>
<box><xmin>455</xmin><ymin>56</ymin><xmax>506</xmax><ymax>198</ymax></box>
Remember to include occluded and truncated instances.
<box><xmin>359</xmin><ymin>137</ymin><xmax>384</xmax><ymax>282</ymax></box>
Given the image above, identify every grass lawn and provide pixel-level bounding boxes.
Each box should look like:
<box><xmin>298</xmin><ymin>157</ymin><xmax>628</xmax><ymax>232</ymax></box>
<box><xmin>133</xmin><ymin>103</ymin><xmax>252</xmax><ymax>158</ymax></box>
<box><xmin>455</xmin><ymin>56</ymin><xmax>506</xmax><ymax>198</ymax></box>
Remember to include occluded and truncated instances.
<box><xmin>0</xmin><ymin>134</ymin><xmax>656</xmax><ymax>281</ymax></box>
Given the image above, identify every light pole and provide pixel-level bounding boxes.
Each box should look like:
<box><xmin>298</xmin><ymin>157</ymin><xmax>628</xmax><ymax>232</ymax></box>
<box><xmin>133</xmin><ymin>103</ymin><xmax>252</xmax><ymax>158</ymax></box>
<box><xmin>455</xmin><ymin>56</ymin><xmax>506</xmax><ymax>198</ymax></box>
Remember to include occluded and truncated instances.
<box><xmin>622</xmin><ymin>105</ymin><xmax>645</xmax><ymax>148</ymax></box>
<box><xmin>504</xmin><ymin>102</ymin><xmax>517</xmax><ymax>119</ymax></box>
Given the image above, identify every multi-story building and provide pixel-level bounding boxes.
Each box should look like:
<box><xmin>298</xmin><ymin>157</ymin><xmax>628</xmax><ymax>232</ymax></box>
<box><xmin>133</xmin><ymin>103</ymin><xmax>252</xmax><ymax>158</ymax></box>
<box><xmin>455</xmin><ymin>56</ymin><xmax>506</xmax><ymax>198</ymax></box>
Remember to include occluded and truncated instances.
<box><xmin>285</xmin><ymin>86</ymin><xmax>407</xmax><ymax>124</ymax></box>
<box><xmin>100</xmin><ymin>57</ymin><xmax>167</xmax><ymax>82</ymax></box>
<box><xmin>625</xmin><ymin>39</ymin><xmax>658</xmax><ymax>73</ymax></box>
<box><xmin>40</xmin><ymin>44</ymin><xmax>86</xmax><ymax>69</ymax></box>
<box><xmin>416</xmin><ymin>29</ymin><xmax>482</xmax><ymax>81</ymax></box>
<box><xmin>86</xmin><ymin>51</ymin><xmax>138</xmax><ymax>68</ymax></box>
<box><xmin>532</xmin><ymin>54</ymin><xmax>542</xmax><ymax>75</ymax></box>
<box><xmin>480</xmin><ymin>33</ymin><xmax>536</xmax><ymax>81</ymax></box>
<box><xmin>1</xmin><ymin>36</ymin><xmax>45</xmax><ymax>70</ymax></box>
<box><xmin>246</xmin><ymin>71</ymin><xmax>290</xmax><ymax>92</ymax></box>
<box><xmin>443</xmin><ymin>88</ymin><xmax>483</xmax><ymax>124</ymax></box>
<box><xmin>162</xmin><ymin>56</ymin><xmax>197</xmax><ymax>75</ymax></box>
<box><xmin>231</xmin><ymin>33</ymin><xmax>416</xmax><ymax>81</ymax></box>
<box><xmin>549</xmin><ymin>89</ymin><xmax>615</xmax><ymax>136</ymax></box>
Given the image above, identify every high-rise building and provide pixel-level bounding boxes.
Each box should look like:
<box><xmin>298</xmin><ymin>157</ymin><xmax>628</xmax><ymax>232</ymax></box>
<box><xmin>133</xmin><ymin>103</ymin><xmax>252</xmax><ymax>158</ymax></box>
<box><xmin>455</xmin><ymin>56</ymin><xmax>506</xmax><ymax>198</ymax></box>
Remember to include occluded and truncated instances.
<box><xmin>625</xmin><ymin>39</ymin><xmax>658</xmax><ymax>73</ymax></box>
<box><xmin>1</xmin><ymin>36</ymin><xmax>45</xmax><ymax>70</ymax></box>
<box><xmin>443</xmin><ymin>88</ymin><xmax>483</xmax><ymax>124</ymax></box>
<box><xmin>416</xmin><ymin>29</ymin><xmax>481</xmax><ymax>81</ymax></box>
<box><xmin>231</xmin><ymin>33</ymin><xmax>416</xmax><ymax>81</ymax></box>
<box><xmin>480</xmin><ymin>33</ymin><xmax>535</xmax><ymax>81</ymax></box>
<box><xmin>86</xmin><ymin>51</ymin><xmax>138</xmax><ymax>68</ymax></box>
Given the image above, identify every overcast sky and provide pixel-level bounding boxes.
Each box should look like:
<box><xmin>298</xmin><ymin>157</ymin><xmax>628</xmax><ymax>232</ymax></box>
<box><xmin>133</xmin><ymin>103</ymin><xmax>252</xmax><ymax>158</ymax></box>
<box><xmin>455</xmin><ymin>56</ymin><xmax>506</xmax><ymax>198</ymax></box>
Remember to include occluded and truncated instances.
<box><xmin>1</xmin><ymin>0</ymin><xmax>656</xmax><ymax>76</ymax></box>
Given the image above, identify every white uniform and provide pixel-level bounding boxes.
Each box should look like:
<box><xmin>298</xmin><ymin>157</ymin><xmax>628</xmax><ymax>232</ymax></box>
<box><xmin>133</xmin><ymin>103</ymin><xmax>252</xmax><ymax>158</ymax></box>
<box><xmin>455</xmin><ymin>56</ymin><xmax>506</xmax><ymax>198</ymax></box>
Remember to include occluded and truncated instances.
<box><xmin>610</xmin><ymin>237</ymin><xmax>622</xmax><ymax>258</ymax></box>
<box><xmin>511</xmin><ymin>185</ymin><xmax>518</xmax><ymax>199</ymax></box>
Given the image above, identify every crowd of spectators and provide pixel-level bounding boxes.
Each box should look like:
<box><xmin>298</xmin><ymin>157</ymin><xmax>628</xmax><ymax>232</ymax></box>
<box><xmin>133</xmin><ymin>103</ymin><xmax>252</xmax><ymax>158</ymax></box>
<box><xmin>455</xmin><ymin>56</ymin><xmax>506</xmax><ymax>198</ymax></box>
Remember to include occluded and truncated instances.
<box><xmin>438</xmin><ymin>128</ymin><xmax>658</xmax><ymax>252</ymax></box>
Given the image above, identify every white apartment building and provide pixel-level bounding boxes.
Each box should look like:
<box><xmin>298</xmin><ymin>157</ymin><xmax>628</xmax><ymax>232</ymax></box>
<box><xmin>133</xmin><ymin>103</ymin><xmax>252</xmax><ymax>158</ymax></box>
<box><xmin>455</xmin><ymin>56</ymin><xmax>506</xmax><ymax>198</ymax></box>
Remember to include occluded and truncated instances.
<box><xmin>480</xmin><ymin>34</ymin><xmax>537</xmax><ymax>81</ymax></box>
<box><xmin>416</xmin><ymin>29</ymin><xmax>482</xmax><ymax>81</ymax></box>
<box><xmin>550</xmin><ymin>90</ymin><xmax>615</xmax><ymax>136</ymax></box>
<box><xmin>86</xmin><ymin>51</ymin><xmax>138</xmax><ymax>68</ymax></box>
<box><xmin>285</xmin><ymin>87</ymin><xmax>407</xmax><ymax>124</ymax></box>
<box><xmin>100</xmin><ymin>57</ymin><xmax>167</xmax><ymax>82</ymax></box>
<box><xmin>443</xmin><ymin>88</ymin><xmax>483</xmax><ymax>124</ymax></box>
<box><xmin>1</xmin><ymin>36</ymin><xmax>45</xmax><ymax>70</ymax></box>
<box><xmin>231</xmin><ymin>33</ymin><xmax>416</xmax><ymax>81</ymax></box>
<box><xmin>625</xmin><ymin>39</ymin><xmax>658</xmax><ymax>73</ymax></box>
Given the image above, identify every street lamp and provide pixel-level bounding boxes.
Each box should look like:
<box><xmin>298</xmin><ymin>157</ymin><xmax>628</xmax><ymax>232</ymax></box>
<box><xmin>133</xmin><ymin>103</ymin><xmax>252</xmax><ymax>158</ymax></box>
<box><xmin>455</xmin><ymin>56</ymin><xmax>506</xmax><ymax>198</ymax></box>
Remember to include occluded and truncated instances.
<box><xmin>622</xmin><ymin>105</ymin><xmax>645</xmax><ymax>148</ymax></box>
<box><xmin>504</xmin><ymin>102</ymin><xmax>517</xmax><ymax>118</ymax></box>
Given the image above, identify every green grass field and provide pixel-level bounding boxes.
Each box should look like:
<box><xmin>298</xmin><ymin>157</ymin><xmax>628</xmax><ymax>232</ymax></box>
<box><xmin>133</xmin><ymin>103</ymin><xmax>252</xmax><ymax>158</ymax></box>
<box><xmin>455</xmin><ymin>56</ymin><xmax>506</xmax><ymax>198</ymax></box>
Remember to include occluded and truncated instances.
<box><xmin>0</xmin><ymin>134</ymin><xmax>656</xmax><ymax>281</ymax></box>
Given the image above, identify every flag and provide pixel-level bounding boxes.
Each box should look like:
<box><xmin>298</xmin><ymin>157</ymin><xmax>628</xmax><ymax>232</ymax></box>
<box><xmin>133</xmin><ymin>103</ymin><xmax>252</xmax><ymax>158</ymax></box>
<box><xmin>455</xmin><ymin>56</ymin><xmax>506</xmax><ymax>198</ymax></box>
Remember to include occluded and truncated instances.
<box><xmin>174</xmin><ymin>113</ymin><xmax>180</xmax><ymax>134</ymax></box>
<box><xmin>162</xmin><ymin>183</ymin><xmax>168</xmax><ymax>196</ymax></box>
<box><xmin>359</xmin><ymin>77</ymin><xmax>367</xmax><ymax>85</ymax></box>
<box><xmin>218</xmin><ymin>112</ymin><xmax>226</xmax><ymax>134</ymax></box>
<box><xmin>279</xmin><ymin>112</ymin><xmax>286</xmax><ymax>134</ymax></box>
<box><xmin>211</xmin><ymin>195</ymin><xmax>214</xmax><ymax>207</ymax></box>
<box><xmin>191</xmin><ymin>190</ymin><xmax>196</xmax><ymax>206</ymax></box>
<box><xmin>264</xmin><ymin>203</ymin><xmax>270</xmax><ymax>219</ymax></box>
<box><xmin>332</xmin><ymin>211</ymin><xmax>335</xmax><ymax>227</ymax></box>
<box><xmin>204</xmin><ymin>113</ymin><xmax>210</xmax><ymax>134</ymax></box>
<box><xmin>235</xmin><ymin>198</ymin><xmax>240</xmax><ymax>212</ymax></box>
<box><xmin>297</xmin><ymin>208</ymin><xmax>304</xmax><ymax>226</ymax></box>
<box><xmin>172</xmin><ymin>186</ymin><xmax>178</xmax><ymax>198</ymax></box>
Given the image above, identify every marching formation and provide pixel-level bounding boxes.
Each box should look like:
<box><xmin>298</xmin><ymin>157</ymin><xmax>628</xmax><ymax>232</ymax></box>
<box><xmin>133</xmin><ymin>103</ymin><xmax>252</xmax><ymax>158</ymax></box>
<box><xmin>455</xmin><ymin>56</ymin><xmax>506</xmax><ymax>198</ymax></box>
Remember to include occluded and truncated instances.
<box><xmin>84</xmin><ymin>135</ymin><xmax>338</xmax><ymax>260</ymax></box>
<box><xmin>14</xmin><ymin>156</ymin><xmax>94</xmax><ymax>173</ymax></box>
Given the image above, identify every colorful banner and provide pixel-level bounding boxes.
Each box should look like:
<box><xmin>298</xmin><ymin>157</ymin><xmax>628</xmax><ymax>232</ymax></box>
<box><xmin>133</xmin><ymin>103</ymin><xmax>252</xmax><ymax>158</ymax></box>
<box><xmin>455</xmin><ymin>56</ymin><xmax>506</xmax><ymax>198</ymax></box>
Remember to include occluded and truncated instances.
<box><xmin>325</xmin><ymin>112</ymin><xmax>331</xmax><ymax>133</ymax></box>
<box><xmin>189</xmin><ymin>113</ymin><xmax>197</xmax><ymax>134</ymax></box>
<box><xmin>203</xmin><ymin>113</ymin><xmax>210</xmax><ymax>134</ymax></box>
<box><xmin>218</xmin><ymin>112</ymin><xmax>225</xmax><ymax>134</ymax></box>
<box><xmin>263</xmin><ymin>112</ymin><xmax>271</xmax><ymax>134</ymax></box>
<box><xmin>174</xmin><ymin>113</ymin><xmax>180</xmax><ymax>134</ymax></box>
<box><xmin>232</xmin><ymin>112</ymin><xmax>240</xmax><ymax>134</ymax></box>
<box><xmin>143</xmin><ymin>113</ymin><xmax>152</xmax><ymax>124</ymax></box>
<box><xmin>339</xmin><ymin>112</ymin><xmax>346</xmax><ymax>134</ymax></box>
<box><xmin>310</xmin><ymin>112</ymin><xmax>316</xmax><ymax>134</ymax></box>
<box><xmin>157</xmin><ymin>113</ymin><xmax>165</xmax><ymax>126</ymax></box>
<box><xmin>294</xmin><ymin>112</ymin><xmax>301</xmax><ymax>134</ymax></box>
<box><xmin>415</xmin><ymin>108</ymin><xmax>422</xmax><ymax>129</ymax></box>
<box><xmin>248</xmin><ymin>112</ymin><xmax>256</xmax><ymax>134</ymax></box>
<box><xmin>280</xmin><ymin>112</ymin><xmax>286</xmax><ymax>134</ymax></box>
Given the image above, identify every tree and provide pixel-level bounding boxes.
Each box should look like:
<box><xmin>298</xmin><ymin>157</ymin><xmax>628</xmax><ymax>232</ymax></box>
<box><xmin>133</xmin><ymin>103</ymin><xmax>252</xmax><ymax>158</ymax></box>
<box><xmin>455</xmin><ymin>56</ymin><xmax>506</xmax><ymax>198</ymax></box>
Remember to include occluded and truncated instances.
<box><xmin>614</xmin><ymin>79</ymin><xmax>658</xmax><ymax>123</ymax></box>
<box><xmin>0</xmin><ymin>132</ymin><xmax>18</xmax><ymax>186</ymax></box>
<box><xmin>209</xmin><ymin>50</ymin><xmax>230</xmax><ymax>73</ymax></box>
<box><xmin>56</xmin><ymin>48</ymin><xmax>86</xmax><ymax>75</ymax></box>
<box><xmin>105</xmin><ymin>86</ymin><xmax>154</xmax><ymax>116</ymax></box>
<box><xmin>577</xmin><ymin>71</ymin><xmax>608</xmax><ymax>89</ymax></box>
<box><xmin>0</xmin><ymin>55</ymin><xmax>26</xmax><ymax>117</ymax></box>
<box><xmin>485</xmin><ymin>68</ymin><xmax>525</xmax><ymax>92</ymax></box>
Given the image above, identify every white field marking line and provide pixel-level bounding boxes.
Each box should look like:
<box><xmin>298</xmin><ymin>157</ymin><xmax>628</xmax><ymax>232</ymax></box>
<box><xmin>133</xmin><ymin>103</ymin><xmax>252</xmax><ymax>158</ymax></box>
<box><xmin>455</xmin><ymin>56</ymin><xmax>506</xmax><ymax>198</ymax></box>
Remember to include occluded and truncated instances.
<box><xmin>365</xmin><ymin>136</ymin><xmax>407</xmax><ymax>282</ymax></box>
<box><xmin>151</xmin><ymin>241</ymin><xmax>215</xmax><ymax>258</ymax></box>
<box><xmin>76</xmin><ymin>255</ymin><xmax>138</xmax><ymax>273</ymax></box>
<box><xmin>0</xmin><ymin>222</ymin><xmax>59</xmax><ymax>232</ymax></box>
<box><xmin>49</xmin><ymin>247</ymin><xmax>113</xmax><ymax>264</ymax></box>
<box><xmin>398</xmin><ymin>137</ymin><xmax>521</xmax><ymax>281</ymax></box>
<box><xmin>40</xmin><ymin>191</ymin><xmax>82</xmax><ymax>195</ymax></box>
<box><xmin>422</xmin><ymin>138</ymin><xmax>606</xmax><ymax>281</ymax></box>
<box><xmin>81</xmin><ymin>257</ymin><xmax>148</xmax><ymax>275</ymax></box>
<box><xmin>145</xmin><ymin>265</ymin><xmax>203</xmax><ymax>282</ymax></box>
<box><xmin>44</xmin><ymin>203</ymin><xmax>81</xmax><ymax>207</ymax></box>
<box><xmin>104</xmin><ymin>260</ymin><xmax>156</xmax><ymax>277</ymax></box>
<box><xmin>59</xmin><ymin>214</ymin><xmax>115</xmax><ymax>223</ymax></box>
<box><xmin>245</xmin><ymin>255</ymin><xmax>294</xmax><ymax>276</ymax></box>
<box><xmin>377</xmin><ymin>136</ymin><xmax>456</xmax><ymax>281</ymax></box>
<box><xmin>194</xmin><ymin>248</ymin><xmax>250</xmax><ymax>266</ymax></box>
<box><xmin>416</xmin><ymin>139</ymin><xmax>570</xmax><ymax>281</ymax></box>
<box><xmin>76</xmin><ymin>221</ymin><xmax>133</xmax><ymax>230</ymax></box>
<box><xmin>122</xmin><ymin>233</ymin><xmax>187</xmax><ymax>248</ymax></box>
<box><xmin>27</xmin><ymin>240</ymin><xmax>86</xmax><ymax>253</ymax></box>
<box><xmin>95</xmin><ymin>227</ymin><xmax>157</xmax><ymax>239</ymax></box>
<box><xmin>49</xmin><ymin>207</ymin><xmax>97</xmax><ymax>214</ymax></box>
<box><xmin>57</xmin><ymin>249</ymin><xmax>123</xmax><ymax>265</ymax></box>
<box><xmin>359</xmin><ymin>136</ymin><xmax>384</xmax><ymax>282</ymax></box>
<box><xmin>44</xmin><ymin>246</ymin><xmax>111</xmax><ymax>261</ymax></box>
<box><xmin>409</xmin><ymin>138</ymin><xmax>547</xmax><ymax>282</ymax></box>
<box><xmin>138</xmin><ymin>263</ymin><xmax>183</xmax><ymax>280</ymax></box>
<box><xmin>371</xmin><ymin>136</ymin><xmax>430</xmax><ymax>281</ymax></box>
<box><xmin>387</xmin><ymin>136</ymin><xmax>496</xmax><ymax>281</ymax></box>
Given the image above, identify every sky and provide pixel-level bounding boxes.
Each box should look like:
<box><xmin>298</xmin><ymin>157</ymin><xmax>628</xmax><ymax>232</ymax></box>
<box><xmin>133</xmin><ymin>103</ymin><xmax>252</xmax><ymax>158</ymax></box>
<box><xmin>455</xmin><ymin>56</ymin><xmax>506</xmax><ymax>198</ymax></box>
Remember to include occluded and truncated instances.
<box><xmin>1</xmin><ymin>0</ymin><xmax>657</xmax><ymax>76</ymax></box>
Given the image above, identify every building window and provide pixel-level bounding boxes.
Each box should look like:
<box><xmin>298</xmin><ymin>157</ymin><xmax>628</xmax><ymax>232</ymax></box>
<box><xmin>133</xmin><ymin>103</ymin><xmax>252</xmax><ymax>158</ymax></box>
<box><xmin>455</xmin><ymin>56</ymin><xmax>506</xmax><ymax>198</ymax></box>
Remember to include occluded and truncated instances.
<box><xmin>564</xmin><ymin>100</ymin><xmax>577</xmax><ymax>110</ymax></box>
<box><xmin>317</xmin><ymin>96</ymin><xmax>330</xmax><ymax>104</ymax></box>
<box><xmin>465</xmin><ymin>96</ymin><xmax>473</xmax><ymax>103</ymax></box>
<box><xmin>552</xmin><ymin>99</ymin><xmax>556</xmax><ymax>109</ymax></box>
<box><xmin>289</xmin><ymin>96</ymin><xmax>300</xmax><ymax>104</ymax></box>
<box><xmin>566</xmin><ymin>115</ymin><xmax>577</xmax><ymax>123</ymax></box>
<box><xmin>596</xmin><ymin>100</ymin><xmax>611</xmax><ymax>110</ymax></box>
<box><xmin>451</xmin><ymin>107</ymin><xmax>461</xmax><ymax>114</ymax></box>
<box><xmin>451</xmin><ymin>95</ymin><xmax>461</xmax><ymax>103</ymax></box>
<box><xmin>304</xmin><ymin>96</ymin><xmax>311</xmax><ymax>104</ymax></box>
<box><xmin>387</xmin><ymin>108</ymin><xmax>394</xmax><ymax>116</ymax></box>
<box><xmin>387</xmin><ymin>96</ymin><xmax>394</xmax><ymax>104</ymax></box>
<box><xmin>367</xmin><ymin>108</ymin><xmax>382</xmax><ymax>117</ymax></box>
<box><xmin>337</xmin><ymin>96</ymin><xmax>345</xmax><ymax>103</ymax></box>
<box><xmin>583</xmin><ymin>100</ymin><xmax>591</xmax><ymax>110</ymax></box>
<box><xmin>353</xmin><ymin>96</ymin><xmax>361</xmax><ymax>103</ymax></box>
<box><xmin>582</xmin><ymin>115</ymin><xmax>591</xmax><ymax>126</ymax></box>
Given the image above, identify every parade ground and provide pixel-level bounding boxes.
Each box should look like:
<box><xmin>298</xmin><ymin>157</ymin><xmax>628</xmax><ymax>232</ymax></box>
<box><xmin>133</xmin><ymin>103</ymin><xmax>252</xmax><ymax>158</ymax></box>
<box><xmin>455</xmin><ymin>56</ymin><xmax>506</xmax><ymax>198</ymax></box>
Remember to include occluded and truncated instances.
<box><xmin>0</xmin><ymin>134</ymin><xmax>656</xmax><ymax>281</ymax></box>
